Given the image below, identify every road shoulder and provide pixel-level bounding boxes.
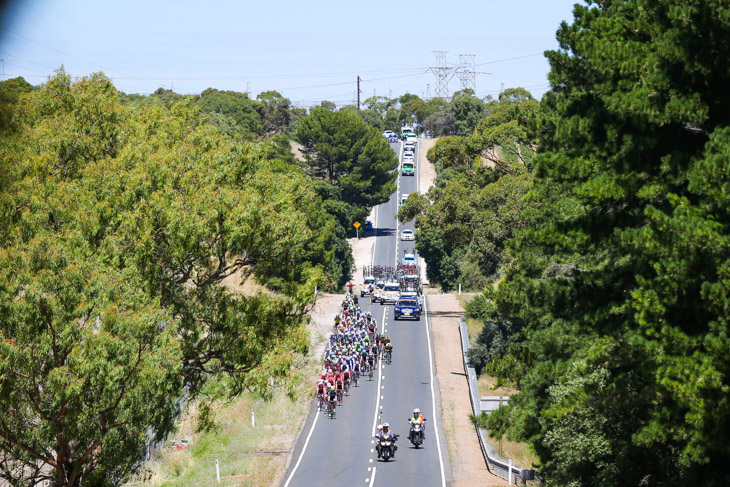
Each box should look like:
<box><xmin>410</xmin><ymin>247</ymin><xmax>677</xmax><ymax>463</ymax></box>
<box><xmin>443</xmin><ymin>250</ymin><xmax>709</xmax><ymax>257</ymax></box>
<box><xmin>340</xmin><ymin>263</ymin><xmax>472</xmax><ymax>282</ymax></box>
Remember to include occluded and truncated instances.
<box><xmin>429</xmin><ymin>293</ymin><xmax>509</xmax><ymax>487</ymax></box>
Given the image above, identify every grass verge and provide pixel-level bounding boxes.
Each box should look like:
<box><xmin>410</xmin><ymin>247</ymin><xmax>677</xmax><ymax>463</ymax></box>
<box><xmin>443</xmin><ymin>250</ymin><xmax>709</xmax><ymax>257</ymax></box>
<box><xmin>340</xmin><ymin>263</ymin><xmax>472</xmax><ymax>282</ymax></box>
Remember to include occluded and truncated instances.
<box><xmin>126</xmin><ymin>354</ymin><xmax>321</xmax><ymax>487</ymax></box>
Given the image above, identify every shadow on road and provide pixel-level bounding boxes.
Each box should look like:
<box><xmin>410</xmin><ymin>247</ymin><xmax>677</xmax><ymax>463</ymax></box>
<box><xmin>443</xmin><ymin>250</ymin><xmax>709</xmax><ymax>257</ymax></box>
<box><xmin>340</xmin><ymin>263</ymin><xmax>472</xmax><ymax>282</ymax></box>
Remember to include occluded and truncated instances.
<box><xmin>426</xmin><ymin>310</ymin><xmax>462</xmax><ymax>318</ymax></box>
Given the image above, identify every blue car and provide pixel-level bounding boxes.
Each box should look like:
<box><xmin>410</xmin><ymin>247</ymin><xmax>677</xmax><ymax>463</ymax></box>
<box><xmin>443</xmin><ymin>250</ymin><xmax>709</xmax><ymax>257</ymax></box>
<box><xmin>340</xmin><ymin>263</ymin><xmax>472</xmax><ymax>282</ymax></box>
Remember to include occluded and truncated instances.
<box><xmin>387</xmin><ymin>134</ymin><xmax>399</xmax><ymax>143</ymax></box>
<box><xmin>364</xmin><ymin>220</ymin><xmax>373</xmax><ymax>231</ymax></box>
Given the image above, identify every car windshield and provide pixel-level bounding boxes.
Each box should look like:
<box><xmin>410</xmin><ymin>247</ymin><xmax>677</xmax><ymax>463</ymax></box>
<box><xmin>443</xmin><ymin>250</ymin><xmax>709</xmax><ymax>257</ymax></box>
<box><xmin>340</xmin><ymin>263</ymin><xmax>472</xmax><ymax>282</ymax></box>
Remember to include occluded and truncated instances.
<box><xmin>385</xmin><ymin>285</ymin><xmax>400</xmax><ymax>291</ymax></box>
<box><xmin>399</xmin><ymin>300</ymin><xmax>418</xmax><ymax>306</ymax></box>
<box><xmin>403</xmin><ymin>230</ymin><xmax>412</xmax><ymax>234</ymax></box>
<box><xmin>364</xmin><ymin>278</ymin><xmax>375</xmax><ymax>284</ymax></box>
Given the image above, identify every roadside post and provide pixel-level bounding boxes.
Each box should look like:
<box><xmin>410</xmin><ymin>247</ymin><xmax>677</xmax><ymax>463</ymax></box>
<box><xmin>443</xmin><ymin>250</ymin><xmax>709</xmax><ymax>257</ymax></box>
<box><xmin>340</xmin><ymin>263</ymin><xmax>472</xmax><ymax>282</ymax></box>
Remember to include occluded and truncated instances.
<box><xmin>353</xmin><ymin>221</ymin><xmax>361</xmax><ymax>239</ymax></box>
<box><xmin>216</xmin><ymin>459</ymin><xmax>220</xmax><ymax>483</ymax></box>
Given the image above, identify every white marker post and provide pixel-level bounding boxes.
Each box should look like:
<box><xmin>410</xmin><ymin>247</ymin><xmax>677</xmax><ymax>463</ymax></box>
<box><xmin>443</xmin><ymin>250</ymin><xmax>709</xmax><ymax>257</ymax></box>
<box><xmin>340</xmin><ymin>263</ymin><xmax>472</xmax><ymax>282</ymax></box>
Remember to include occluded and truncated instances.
<box><xmin>251</xmin><ymin>411</ymin><xmax>255</xmax><ymax>428</ymax></box>
<box><xmin>508</xmin><ymin>458</ymin><xmax>513</xmax><ymax>485</ymax></box>
<box><xmin>216</xmin><ymin>459</ymin><xmax>220</xmax><ymax>484</ymax></box>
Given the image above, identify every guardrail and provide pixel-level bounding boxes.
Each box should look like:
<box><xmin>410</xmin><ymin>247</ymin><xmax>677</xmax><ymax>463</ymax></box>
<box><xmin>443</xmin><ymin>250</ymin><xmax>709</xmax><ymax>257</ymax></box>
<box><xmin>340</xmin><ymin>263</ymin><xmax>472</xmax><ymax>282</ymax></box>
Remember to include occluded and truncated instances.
<box><xmin>458</xmin><ymin>317</ymin><xmax>535</xmax><ymax>485</ymax></box>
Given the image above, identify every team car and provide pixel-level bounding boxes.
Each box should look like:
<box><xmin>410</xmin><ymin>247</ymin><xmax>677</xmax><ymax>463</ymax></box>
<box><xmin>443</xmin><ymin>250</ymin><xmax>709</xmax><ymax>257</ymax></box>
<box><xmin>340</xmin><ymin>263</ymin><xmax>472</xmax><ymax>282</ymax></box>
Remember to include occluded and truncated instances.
<box><xmin>379</xmin><ymin>282</ymin><xmax>401</xmax><ymax>305</ymax></box>
<box><xmin>401</xmin><ymin>229</ymin><xmax>415</xmax><ymax>241</ymax></box>
<box><xmin>394</xmin><ymin>297</ymin><xmax>420</xmax><ymax>320</ymax></box>
<box><xmin>402</xmin><ymin>161</ymin><xmax>415</xmax><ymax>176</ymax></box>
<box><xmin>361</xmin><ymin>276</ymin><xmax>376</xmax><ymax>296</ymax></box>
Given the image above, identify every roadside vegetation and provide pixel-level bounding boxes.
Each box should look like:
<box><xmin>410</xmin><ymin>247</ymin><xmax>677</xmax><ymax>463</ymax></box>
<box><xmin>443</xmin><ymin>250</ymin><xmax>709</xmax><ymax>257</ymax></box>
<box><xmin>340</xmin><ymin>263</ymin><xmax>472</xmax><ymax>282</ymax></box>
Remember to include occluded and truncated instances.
<box><xmin>399</xmin><ymin>1</ymin><xmax>730</xmax><ymax>486</ymax></box>
<box><xmin>0</xmin><ymin>70</ymin><xmax>406</xmax><ymax>487</ymax></box>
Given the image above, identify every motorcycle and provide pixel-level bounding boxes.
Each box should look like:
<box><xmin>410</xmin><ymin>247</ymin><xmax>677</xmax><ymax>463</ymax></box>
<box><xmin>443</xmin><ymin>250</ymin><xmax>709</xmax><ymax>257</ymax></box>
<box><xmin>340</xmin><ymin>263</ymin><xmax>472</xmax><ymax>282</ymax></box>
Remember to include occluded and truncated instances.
<box><xmin>409</xmin><ymin>422</ymin><xmax>424</xmax><ymax>448</ymax></box>
<box><xmin>375</xmin><ymin>434</ymin><xmax>399</xmax><ymax>461</ymax></box>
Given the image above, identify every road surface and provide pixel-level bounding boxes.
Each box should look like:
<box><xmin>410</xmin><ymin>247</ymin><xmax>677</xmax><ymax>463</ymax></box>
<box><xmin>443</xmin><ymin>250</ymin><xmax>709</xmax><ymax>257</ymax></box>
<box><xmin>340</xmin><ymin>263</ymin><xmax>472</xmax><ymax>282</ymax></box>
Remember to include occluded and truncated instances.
<box><xmin>282</xmin><ymin>140</ymin><xmax>452</xmax><ymax>487</ymax></box>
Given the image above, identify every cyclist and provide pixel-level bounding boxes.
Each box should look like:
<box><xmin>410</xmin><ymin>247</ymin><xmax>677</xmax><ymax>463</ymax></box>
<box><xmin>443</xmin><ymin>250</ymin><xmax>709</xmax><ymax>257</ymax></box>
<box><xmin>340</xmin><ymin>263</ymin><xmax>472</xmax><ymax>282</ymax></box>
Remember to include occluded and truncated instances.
<box><xmin>335</xmin><ymin>371</ymin><xmax>344</xmax><ymax>404</ymax></box>
<box><xmin>367</xmin><ymin>351</ymin><xmax>375</xmax><ymax>375</ymax></box>
<box><xmin>327</xmin><ymin>384</ymin><xmax>338</xmax><ymax>415</ymax></box>
<box><xmin>316</xmin><ymin>379</ymin><xmax>326</xmax><ymax>409</ymax></box>
<box><xmin>385</xmin><ymin>340</ymin><xmax>393</xmax><ymax>361</ymax></box>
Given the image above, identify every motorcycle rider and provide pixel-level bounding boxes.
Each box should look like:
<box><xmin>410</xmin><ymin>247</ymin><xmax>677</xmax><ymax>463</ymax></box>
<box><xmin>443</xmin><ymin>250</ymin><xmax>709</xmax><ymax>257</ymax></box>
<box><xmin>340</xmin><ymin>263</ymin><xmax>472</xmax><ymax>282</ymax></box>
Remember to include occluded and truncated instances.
<box><xmin>376</xmin><ymin>422</ymin><xmax>397</xmax><ymax>458</ymax></box>
<box><xmin>408</xmin><ymin>408</ymin><xmax>426</xmax><ymax>442</ymax></box>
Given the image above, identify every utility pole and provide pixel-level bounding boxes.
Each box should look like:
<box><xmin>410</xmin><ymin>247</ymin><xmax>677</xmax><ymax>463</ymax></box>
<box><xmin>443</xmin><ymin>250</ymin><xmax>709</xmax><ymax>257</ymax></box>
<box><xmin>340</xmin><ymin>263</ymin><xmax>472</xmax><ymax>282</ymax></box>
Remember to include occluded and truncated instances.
<box><xmin>357</xmin><ymin>76</ymin><xmax>361</xmax><ymax>110</ymax></box>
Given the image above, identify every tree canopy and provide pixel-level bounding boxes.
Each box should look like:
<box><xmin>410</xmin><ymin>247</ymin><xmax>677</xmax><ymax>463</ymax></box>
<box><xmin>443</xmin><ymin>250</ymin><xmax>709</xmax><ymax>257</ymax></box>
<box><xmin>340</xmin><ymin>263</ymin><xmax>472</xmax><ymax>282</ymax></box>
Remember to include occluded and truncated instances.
<box><xmin>295</xmin><ymin>107</ymin><xmax>398</xmax><ymax>210</ymax></box>
<box><xmin>0</xmin><ymin>71</ymin><xmax>341</xmax><ymax>486</ymax></box>
<box><xmin>482</xmin><ymin>1</ymin><xmax>730</xmax><ymax>485</ymax></box>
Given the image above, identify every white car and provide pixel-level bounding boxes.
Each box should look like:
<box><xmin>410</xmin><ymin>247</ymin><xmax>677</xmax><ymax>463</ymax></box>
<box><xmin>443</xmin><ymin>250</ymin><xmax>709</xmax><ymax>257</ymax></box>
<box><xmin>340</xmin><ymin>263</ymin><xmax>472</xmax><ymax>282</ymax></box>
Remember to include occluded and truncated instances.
<box><xmin>401</xmin><ymin>193</ymin><xmax>409</xmax><ymax>206</ymax></box>
<box><xmin>401</xmin><ymin>229</ymin><xmax>415</xmax><ymax>241</ymax></box>
<box><xmin>402</xmin><ymin>154</ymin><xmax>415</xmax><ymax>163</ymax></box>
<box><xmin>382</xmin><ymin>130</ymin><xmax>395</xmax><ymax>138</ymax></box>
<box><xmin>406</xmin><ymin>133</ymin><xmax>417</xmax><ymax>144</ymax></box>
<box><xmin>380</xmin><ymin>282</ymin><xmax>401</xmax><ymax>305</ymax></box>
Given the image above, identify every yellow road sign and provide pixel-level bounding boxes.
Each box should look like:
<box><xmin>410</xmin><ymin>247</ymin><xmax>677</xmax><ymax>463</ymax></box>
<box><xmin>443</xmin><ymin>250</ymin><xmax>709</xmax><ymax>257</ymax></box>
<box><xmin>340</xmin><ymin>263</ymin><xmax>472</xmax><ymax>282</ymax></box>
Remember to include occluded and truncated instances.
<box><xmin>353</xmin><ymin>221</ymin><xmax>361</xmax><ymax>229</ymax></box>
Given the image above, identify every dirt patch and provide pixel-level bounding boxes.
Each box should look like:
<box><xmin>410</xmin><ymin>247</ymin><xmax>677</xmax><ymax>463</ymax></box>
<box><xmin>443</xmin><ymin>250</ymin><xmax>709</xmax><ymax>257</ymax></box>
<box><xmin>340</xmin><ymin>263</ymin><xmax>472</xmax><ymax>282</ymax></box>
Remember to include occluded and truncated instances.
<box><xmin>418</xmin><ymin>137</ymin><xmax>438</xmax><ymax>195</ymax></box>
<box><xmin>289</xmin><ymin>140</ymin><xmax>306</xmax><ymax>162</ymax></box>
<box><xmin>430</xmin><ymin>293</ymin><xmax>509</xmax><ymax>487</ymax></box>
<box><xmin>417</xmin><ymin>137</ymin><xmax>437</xmax><ymax>286</ymax></box>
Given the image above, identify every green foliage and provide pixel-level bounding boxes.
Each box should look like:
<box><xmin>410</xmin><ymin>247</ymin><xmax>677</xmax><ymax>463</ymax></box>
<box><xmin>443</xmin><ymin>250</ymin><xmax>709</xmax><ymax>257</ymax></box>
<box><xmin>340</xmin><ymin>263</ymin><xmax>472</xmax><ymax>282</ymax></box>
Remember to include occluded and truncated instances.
<box><xmin>404</xmin><ymin>96</ymin><xmax>537</xmax><ymax>291</ymax></box>
<box><xmin>0</xmin><ymin>72</ymin><xmax>332</xmax><ymax>486</ymax></box>
<box><xmin>357</xmin><ymin>108</ymin><xmax>384</xmax><ymax>131</ymax></box>
<box><xmin>0</xmin><ymin>76</ymin><xmax>34</xmax><ymax>132</ymax></box>
<box><xmin>465</xmin><ymin>291</ymin><xmax>522</xmax><ymax>376</ymax></box>
<box><xmin>451</xmin><ymin>89</ymin><xmax>484</xmax><ymax>135</ymax></box>
<box><xmin>422</xmin><ymin>104</ymin><xmax>455</xmax><ymax>137</ymax></box>
<box><xmin>490</xmin><ymin>1</ymin><xmax>730</xmax><ymax>485</ymax></box>
<box><xmin>295</xmin><ymin>107</ymin><xmax>398</xmax><ymax>210</ymax></box>
<box><xmin>363</xmin><ymin>95</ymin><xmax>396</xmax><ymax>114</ymax></box>
<box><xmin>256</xmin><ymin>90</ymin><xmax>291</xmax><ymax>137</ymax></box>
<box><xmin>196</xmin><ymin>88</ymin><xmax>262</xmax><ymax>140</ymax></box>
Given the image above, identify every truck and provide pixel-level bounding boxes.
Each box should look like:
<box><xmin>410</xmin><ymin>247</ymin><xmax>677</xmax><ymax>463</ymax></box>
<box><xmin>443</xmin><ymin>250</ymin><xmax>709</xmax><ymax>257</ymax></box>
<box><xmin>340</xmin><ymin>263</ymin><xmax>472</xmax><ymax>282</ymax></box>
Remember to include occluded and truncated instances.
<box><xmin>394</xmin><ymin>296</ymin><xmax>420</xmax><ymax>320</ymax></box>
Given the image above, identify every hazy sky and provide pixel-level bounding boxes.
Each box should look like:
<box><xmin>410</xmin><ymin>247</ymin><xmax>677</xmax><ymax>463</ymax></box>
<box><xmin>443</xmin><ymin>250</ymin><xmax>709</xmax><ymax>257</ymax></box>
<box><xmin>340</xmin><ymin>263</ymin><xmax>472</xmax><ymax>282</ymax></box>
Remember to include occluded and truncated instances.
<box><xmin>0</xmin><ymin>0</ymin><xmax>580</xmax><ymax>106</ymax></box>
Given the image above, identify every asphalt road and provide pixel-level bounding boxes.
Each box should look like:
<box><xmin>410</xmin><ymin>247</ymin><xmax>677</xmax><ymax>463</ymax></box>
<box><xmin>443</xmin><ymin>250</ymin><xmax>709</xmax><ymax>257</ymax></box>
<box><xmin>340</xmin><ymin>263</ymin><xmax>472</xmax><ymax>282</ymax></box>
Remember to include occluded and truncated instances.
<box><xmin>281</xmin><ymin>141</ymin><xmax>452</xmax><ymax>487</ymax></box>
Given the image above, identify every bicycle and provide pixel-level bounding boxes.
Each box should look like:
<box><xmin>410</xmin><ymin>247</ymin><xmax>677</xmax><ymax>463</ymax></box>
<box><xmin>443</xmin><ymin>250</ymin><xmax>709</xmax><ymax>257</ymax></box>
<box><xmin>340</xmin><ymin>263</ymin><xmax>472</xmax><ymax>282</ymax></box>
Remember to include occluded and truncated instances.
<box><xmin>328</xmin><ymin>398</ymin><xmax>336</xmax><ymax>419</ymax></box>
<box><xmin>368</xmin><ymin>364</ymin><xmax>374</xmax><ymax>381</ymax></box>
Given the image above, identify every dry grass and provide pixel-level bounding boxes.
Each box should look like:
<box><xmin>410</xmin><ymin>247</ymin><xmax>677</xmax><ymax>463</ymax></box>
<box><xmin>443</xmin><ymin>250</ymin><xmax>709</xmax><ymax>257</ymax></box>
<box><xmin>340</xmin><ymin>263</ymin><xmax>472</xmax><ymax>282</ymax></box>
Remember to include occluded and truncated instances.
<box><xmin>490</xmin><ymin>434</ymin><xmax>539</xmax><ymax>472</ymax></box>
<box><xmin>127</xmin><ymin>350</ymin><xmax>323</xmax><ymax>487</ymax></box>
<box><xmin>221</xmin><ymin>268</ymin><xmax>268</xmax><ymax>296</ymax></box>
<box><xmin>464</xmin><ymin>317</ymin><xmax>483</xmax><ymax>345</ymax></box>
<box><xmin>477</xmin><ymin>373</ymin><xmax>515</xmax><ymax>398</ymax></box>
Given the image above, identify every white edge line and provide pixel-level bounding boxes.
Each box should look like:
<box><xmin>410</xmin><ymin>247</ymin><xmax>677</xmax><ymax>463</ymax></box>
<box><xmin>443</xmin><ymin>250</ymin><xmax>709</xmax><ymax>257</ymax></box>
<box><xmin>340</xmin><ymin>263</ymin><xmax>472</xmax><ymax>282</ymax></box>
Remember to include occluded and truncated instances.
<box><xmin>283</xmin><ymin>403</ymin><xmax>320</xmax><ymax>487</ymax></box>
<box><xmin>424</xmin><ymin>295</ymin><xmax>447</xmax><ymax>487</ymax></box>
<box><xmin>368</xmin><ymin>466</ymin><xmax>377</xmax><ymax>487</ymax></box>
<box><xmin>370</xmin><ymin>306</ymin><xmax>386</xmax><ymax>436</ymax></box>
